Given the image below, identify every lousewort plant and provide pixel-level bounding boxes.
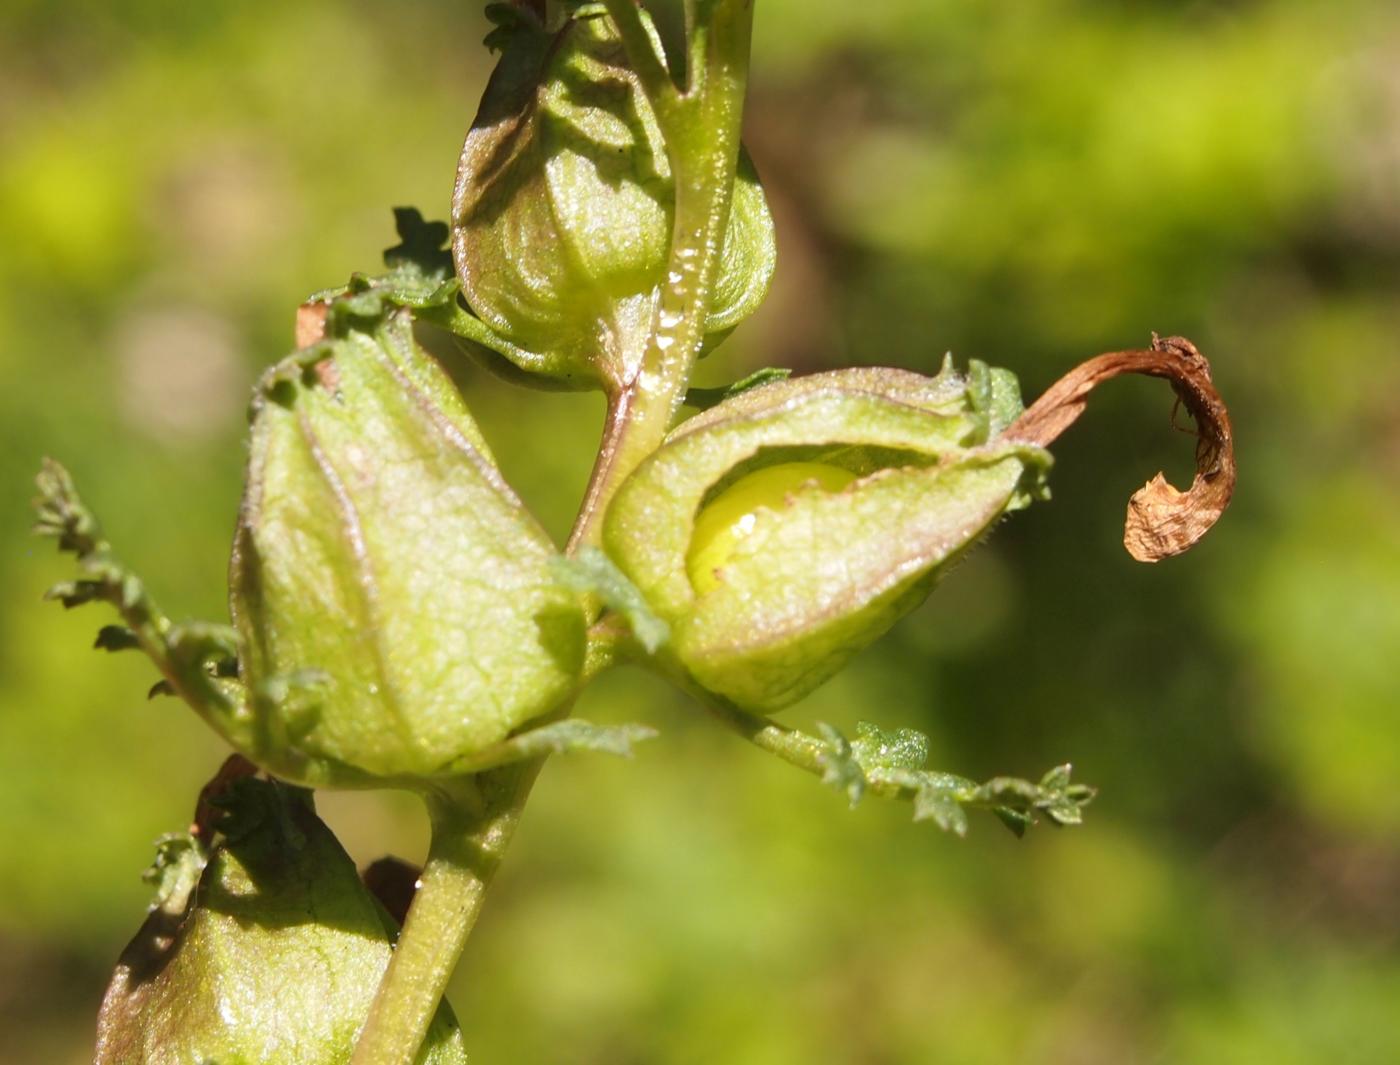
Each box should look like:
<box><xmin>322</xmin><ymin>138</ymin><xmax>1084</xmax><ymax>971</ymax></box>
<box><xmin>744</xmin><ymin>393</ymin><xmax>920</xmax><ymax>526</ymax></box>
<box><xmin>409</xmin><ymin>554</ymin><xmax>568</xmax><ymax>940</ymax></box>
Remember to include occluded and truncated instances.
<box><xmin>34</xmin><ymin>2</ymin><xmax>1236</xmax><ymax>1062</ymax></box>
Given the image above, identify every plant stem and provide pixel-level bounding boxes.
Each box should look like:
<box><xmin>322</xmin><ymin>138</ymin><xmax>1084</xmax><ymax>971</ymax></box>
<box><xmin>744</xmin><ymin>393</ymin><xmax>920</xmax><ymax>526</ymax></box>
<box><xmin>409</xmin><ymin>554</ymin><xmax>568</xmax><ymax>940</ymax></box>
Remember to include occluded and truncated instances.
<box><xmin>663</xmin><ymin>669</ymin><xmax>963</xmax><ymax>803</ymax></box>
<box><xmin>569</xmin><ymin>0</ymin><xmax>755</xmax><ymax>551</ymax></box>
<box><xmin>670</xmin><ymin>674</ymin><xmax>1096</xmax><ymax>830</ymax></box>
<box><xmin>353</xmin><ymin>7</ymin><xmax>756</xmax><ymax>1061</ymax></box>
<box><xmin>599</xmin><ymin>0</ymin><xmax>680</xmax><ymax>110</ymax></box>
<box><xmin>349</xmin><ymin>769</ymin><xmax>538</xmax><ymax>1065</ymax></box>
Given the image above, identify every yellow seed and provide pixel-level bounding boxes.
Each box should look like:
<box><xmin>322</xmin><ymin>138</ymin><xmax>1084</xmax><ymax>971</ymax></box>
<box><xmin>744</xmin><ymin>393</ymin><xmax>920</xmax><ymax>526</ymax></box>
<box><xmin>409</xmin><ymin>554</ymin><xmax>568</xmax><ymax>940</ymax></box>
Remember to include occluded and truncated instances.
<box><xmin>687</xmin><ymin>462</ymin><xmax>859</xmax><ymax>595</ymax></box>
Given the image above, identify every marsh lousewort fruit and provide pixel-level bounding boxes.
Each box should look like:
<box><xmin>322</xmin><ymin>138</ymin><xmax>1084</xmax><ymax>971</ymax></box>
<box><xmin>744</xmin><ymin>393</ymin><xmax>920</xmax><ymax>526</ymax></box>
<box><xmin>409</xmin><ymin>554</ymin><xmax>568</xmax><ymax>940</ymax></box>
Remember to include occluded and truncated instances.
<box><xmin>230</xmin><ymin>311</ymin><xmax>586</xmax><ymax>785</ymax></box>
<box><xmin>604</xmin><ymin>362</ymin><xmax>1051</xmax><ymax>713</ymax></box>
<box><xmin>451</xmin><ymin>5</ymin><xmax>775</xmax><ymax>389</ymax></box>
<box><xmin>94</xmin><ymin>776</ymin><xmax>468</xmax><ymax>1065</ymax></box>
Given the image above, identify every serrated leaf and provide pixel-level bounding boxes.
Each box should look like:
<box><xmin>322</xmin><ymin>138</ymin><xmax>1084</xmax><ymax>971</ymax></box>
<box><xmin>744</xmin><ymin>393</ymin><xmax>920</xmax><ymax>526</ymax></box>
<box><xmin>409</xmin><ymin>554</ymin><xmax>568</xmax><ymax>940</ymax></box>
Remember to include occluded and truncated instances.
<box><xmin>710</xmin><ymin>706</ymin><xmax>1095</xmax><ymax>837</ymax></box>
<box><xmin>32</xmin><ymin>457</ymin><xmax>102</xmax><ymax>554</ymax></box>
<box><xmin>305</xmin><ymin>210</ymin><xmax>464</xmax><ymax>340</ymax></box>
<box><xmin>34</xmin><ymin>461</ymin><xmax>249</xmax><ymax>745</ymax></box>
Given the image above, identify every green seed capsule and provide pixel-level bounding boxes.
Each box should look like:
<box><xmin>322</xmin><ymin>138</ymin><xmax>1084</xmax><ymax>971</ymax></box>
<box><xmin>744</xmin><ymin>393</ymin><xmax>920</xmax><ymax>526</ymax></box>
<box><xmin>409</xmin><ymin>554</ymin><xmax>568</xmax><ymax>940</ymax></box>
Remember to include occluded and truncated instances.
<box><xmin>605</xmin><ymin>364</ymin><xmax>1051</xmax><ymax>713</ymax></box>
<box><xmin>688</xmin><ymin>463</ymin><xmax>859</xmax><ymax>596</ymax></box>
<box><xmin>452</xmin><ymin>7</ymin><xmax>775</xmax><ymax>389</ymax></box>
<box><xmin>230</xmin><ymin>313</ymin><xmax>586</xmax><ymax>786</ymax></box>
<box><xmin>95</xmin><ymin>777</ymin><xmax>468</xmax><ymax>1065</ymax></box>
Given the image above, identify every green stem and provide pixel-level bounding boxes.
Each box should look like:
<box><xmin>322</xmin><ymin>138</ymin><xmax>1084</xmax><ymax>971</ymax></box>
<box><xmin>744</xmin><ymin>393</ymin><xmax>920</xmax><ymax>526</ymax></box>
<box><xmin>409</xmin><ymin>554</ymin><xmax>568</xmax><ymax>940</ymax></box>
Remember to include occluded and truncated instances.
<box><xmin>353</xmin><ymin>7</ymin><xmax>756</xmax><ymax>1061</ymax></box>
<box><xmin>646</xmin><ymin>653</ymin><xmax>948</xmax><ymax>797</ymax></box>
<box><xmin>669</xmin><ymin>670</ymin><xmax>1096</xmax><ymax>828</ymax></box>
<box><xmin>599</xmin><ymin>0</ymin><xmax>680</xmax><ymax>111</ymax></box>
<box><xmin>349</xmin><ymin>769</ymin><xmax>538</xmax><ymax>1065</ymax></box>
<box><xmin>678</xmin><ymin>684</ymin><xmax>969</xmax><ymax>801</ymax></box>
<box><xmin>569</xmin><ymin>0</ymin><xmax>754</xmax><ymax>552</ymax></box>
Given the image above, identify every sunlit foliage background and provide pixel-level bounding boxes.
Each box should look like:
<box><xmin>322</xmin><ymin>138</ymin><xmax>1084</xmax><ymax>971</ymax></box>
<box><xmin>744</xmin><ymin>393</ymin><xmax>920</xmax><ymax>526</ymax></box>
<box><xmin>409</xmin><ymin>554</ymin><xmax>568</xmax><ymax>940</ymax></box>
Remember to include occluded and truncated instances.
<box><xmin>2</xmin><ymin>2</ymin><xmax>1398</xmax><ymax>1062</ymax></box>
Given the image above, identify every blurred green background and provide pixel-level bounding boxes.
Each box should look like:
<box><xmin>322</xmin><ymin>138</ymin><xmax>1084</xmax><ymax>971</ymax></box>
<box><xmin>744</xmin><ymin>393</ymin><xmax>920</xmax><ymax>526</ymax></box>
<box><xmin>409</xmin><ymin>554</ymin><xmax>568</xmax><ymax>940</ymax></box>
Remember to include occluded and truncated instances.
<box><xmin>3</xmin><ymin>1</ymin><xmax>1398</xmax><ymax>1062</ymax></box>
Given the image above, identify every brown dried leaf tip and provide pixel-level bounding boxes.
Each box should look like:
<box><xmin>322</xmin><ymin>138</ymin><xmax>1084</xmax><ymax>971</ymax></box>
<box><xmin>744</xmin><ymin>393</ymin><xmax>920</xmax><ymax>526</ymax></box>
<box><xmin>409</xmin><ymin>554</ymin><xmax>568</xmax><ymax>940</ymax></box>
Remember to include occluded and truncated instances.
<box><xmin>1007</xmin><ymin>334</ymin><xmax>1236</xmax><ymax>562</ymax></box>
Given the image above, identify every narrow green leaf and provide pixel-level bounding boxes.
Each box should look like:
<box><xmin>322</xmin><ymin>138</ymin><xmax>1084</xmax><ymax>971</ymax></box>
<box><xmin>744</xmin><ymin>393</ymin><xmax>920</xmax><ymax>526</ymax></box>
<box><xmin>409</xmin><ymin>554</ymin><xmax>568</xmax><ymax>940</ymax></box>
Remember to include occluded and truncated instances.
<box><xmin>511</xmin><ymin>719</ymin><xmax>657</xmax><ymax>758</ymax></box>
<box><xmin>553</xmin><ymin>546</ymin><xmax>670</xmax><ymax>653</ymax></box>
<box><xmin>447</xmin><ymin>719</ymin><xmax>659</xmax><ymax>774</ymax></box>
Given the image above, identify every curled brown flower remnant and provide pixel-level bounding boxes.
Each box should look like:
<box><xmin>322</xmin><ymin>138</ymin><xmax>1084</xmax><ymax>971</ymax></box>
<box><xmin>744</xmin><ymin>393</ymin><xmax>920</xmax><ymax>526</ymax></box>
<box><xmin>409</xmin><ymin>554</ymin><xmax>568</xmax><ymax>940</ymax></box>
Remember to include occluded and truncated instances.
<box><xmin>1006</xmin><ymin>334</ymin><xmax>1236</xmax><ymax>562</ymax></box>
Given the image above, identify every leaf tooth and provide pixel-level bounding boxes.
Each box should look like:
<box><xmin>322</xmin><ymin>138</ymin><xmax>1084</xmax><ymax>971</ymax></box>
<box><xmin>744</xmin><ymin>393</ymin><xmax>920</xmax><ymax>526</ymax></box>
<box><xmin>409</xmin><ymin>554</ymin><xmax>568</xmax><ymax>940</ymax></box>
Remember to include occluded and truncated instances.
<box><xmin>94</xmin><ymin>625</ymin><xmax>140</xmax><ymax>652</ymax></box>
<box><xmin>913</xmin><ymin>787</ymin><xmax>969</xmax><ymax>837</ymax></box>
<box><xmin>992</xmin><ymin>807</ymin><xmax>1033</xmax><ymax>837</ymax></box>
<box><xmin>46</xmin><ymin>579</ymin><xmax>104</xmax><ymax>608</ymax></box>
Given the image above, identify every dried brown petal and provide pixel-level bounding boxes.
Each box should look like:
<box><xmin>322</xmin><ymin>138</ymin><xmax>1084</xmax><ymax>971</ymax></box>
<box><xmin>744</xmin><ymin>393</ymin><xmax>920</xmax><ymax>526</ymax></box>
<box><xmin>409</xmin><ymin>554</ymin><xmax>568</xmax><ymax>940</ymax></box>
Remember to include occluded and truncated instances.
<box><xmin>1006</xmin><ymin>334</ymin><xmax>1235</xmax><ymax>562</ymax></box>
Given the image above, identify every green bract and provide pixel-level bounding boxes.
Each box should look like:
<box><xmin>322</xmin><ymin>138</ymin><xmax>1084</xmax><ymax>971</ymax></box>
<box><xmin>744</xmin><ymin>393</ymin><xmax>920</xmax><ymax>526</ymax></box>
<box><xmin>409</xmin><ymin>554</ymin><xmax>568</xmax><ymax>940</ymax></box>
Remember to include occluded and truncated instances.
<box><xmin>451</xmin><ymin>6</ymin><xmax>776</xmax><ymax>389</ymax></box>
<box><xmin>603</xmin><ymin>362</ymin><xmax>1052</xmax><ymax>713</ymax></box>
<box><xmin>94</xmin><ymin>778</ymin><xmax>467</xmax><ymax>1065</ymax></box>
<box><xmin>230</xmin><ymin>311</ymin><xmax>586</xmax><ymax>785</ymax></box>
